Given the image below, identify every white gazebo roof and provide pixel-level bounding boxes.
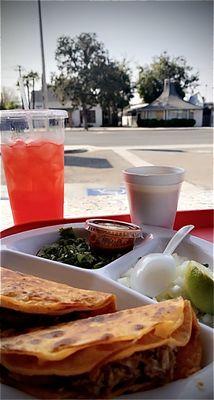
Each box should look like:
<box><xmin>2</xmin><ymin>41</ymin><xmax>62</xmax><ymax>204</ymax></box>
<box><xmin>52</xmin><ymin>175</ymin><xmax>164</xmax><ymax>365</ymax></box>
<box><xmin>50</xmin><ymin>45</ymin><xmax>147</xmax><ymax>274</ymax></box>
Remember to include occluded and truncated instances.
<box><xmin>142</xmin><ymin>79</ymin><xmax>203</xmax><ymax>111</ymax></box>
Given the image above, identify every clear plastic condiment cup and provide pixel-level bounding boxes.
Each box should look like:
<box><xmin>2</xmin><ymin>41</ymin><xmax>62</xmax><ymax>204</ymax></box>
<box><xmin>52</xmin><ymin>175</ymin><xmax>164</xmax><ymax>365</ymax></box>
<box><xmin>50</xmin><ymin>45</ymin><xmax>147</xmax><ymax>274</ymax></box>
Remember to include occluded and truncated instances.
<box><xmin>85</xmin><ymin>219</ymin><xmax>142</xmax><ymax>253</ymax></box>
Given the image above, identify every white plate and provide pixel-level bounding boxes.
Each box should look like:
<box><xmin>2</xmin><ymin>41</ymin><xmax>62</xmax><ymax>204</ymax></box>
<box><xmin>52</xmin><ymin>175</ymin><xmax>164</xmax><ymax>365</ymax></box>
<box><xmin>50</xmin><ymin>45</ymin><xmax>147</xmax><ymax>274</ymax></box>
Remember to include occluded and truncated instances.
<box><xmin>0</xmin><ymin>222</ymin><xmax>156</xmax><ymax>283</ymax></box>
<box><xmin>1</xmin><ymin>222</ymin><xmax>213</xmax><ymax>272</ymax></box>
<box><xmin>1</xmin><ymin>222</ymin><xmax>213</xmax><ymax>309</ymax></box>
<box><xmin>1</xmin><ymin>223</ymin><xmax>213</xmax><ymax>399</ymax></box>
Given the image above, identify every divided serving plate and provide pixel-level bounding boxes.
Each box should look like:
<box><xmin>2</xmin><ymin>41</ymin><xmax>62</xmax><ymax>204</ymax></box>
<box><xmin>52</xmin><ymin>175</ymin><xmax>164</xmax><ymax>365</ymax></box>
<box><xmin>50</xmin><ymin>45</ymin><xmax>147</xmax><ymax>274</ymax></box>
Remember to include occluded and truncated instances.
<box><xmin>1</xmin><ymin>222</ymin><xmax>213</xmax><ymax>399</ymax></box>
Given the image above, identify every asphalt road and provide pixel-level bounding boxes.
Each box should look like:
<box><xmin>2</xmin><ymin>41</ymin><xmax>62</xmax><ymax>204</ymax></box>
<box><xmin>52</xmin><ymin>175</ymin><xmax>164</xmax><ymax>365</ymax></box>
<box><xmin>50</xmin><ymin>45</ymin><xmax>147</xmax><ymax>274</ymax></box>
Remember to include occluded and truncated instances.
<box><xmin>1</xmin><ymin>128</ymin><xmax>212</xmax><ymax>189</ymax></box>
<box><xmin>63</xmin><ymin>127</ymin><xmax>213</xmax><ymax>190</ymax></box>
<box><xmin>64</xmin><ymin>127</ymin><xmax>213</xmax><ymax>147</ymax></box>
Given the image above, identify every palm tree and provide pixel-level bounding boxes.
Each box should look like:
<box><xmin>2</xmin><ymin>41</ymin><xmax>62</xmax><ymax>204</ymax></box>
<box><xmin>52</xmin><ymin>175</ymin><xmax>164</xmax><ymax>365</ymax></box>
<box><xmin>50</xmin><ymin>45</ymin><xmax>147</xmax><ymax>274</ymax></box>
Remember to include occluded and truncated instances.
<box><xmin>22</xmin><ymin>74</ymin><xmax>30</xmax><ymax>108</ymax></box>
<box><xmin>28</xmin><ymin>71</ymin><xmax>40</xmax><ymax>109</ymax></box>
<box><xmin>22</xmin><ymin>71</ymin><xmax>40</xmax><ymax>108</ymax></box>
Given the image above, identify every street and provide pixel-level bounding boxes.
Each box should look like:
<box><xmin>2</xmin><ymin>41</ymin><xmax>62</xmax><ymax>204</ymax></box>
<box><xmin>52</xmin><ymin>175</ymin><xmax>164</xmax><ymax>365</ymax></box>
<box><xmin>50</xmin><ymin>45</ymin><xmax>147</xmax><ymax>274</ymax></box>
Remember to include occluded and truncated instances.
<box><xmin>61</xmin><ymin>127</ymin><xmax>213</xmax><ymax>220</ymax></box>
<box><xmin>1</xmin><ymin>127</ymin><xmax>213</xmax><ymax>229</ymax></box>
<box><xmin>62</xmin><ymin>127</ymin><xmax>213</xmax><ymax>190</ymax></box>
<box><xmin>64</xmin><ymin>127</ymin><xmax>213</xmax><ymax>146</ymax></box>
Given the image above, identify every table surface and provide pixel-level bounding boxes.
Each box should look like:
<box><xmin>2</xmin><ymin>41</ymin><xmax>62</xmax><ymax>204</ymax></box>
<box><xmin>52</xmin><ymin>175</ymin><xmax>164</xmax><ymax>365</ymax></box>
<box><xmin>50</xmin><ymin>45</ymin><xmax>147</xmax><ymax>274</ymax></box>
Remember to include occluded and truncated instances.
<box><xmin>1</xmin><ymin>209</ymin><xmax>213</xmax><ymax>242</ymax></box>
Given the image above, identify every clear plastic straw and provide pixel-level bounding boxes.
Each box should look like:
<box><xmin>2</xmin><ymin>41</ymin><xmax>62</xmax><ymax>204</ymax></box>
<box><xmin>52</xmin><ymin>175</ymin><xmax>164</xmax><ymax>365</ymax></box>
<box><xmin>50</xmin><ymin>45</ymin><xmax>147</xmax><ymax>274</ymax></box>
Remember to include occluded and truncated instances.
<box><xmin>19</xmin><ymin>78</ymin><xmax>34</xmax><ymax>132</ymax></box>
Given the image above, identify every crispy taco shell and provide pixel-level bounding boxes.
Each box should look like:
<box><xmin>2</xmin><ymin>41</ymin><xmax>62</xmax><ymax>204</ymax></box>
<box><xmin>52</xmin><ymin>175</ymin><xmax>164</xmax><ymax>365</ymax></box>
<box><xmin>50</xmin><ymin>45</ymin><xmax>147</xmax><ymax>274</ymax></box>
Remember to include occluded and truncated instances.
<box><xmin>0</xmin><ymin>298</ymin><xmax>202</xmax><ymax>399</ymax></box>
<box><xmin>0</xmin><ymin>267</ymin><xmax>116</xmax><ymax>331</ymax></box>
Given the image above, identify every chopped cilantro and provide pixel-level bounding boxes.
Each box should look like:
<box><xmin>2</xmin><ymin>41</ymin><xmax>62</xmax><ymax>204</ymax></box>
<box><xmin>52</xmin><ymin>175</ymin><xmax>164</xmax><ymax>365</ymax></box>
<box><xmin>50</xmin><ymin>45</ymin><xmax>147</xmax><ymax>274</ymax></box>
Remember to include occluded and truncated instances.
<box><xmin>37</xmin><ymin>227</ymin><xmax>123</xmax><ymax>269</ymax></box>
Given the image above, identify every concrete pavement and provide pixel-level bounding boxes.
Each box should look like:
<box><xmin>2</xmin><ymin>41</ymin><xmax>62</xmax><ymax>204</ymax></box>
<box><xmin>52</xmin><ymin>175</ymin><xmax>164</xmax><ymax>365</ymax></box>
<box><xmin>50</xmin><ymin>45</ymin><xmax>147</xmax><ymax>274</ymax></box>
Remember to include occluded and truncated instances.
<box><xmin>1</xmin><ymin>128</ymin><xmax>213</xmax><ymax>230</ymax></box>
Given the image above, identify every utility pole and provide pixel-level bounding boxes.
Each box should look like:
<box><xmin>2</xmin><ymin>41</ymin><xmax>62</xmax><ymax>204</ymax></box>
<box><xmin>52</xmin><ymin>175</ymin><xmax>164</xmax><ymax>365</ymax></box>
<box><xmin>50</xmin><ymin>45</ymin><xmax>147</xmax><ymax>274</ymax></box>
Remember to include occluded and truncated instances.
<box><xmin>16</xmin><ymin>65</ymin><xmax>22</xmax><ymax>78</ymax></box>
<box><xmin>15</xmin><ymin>65</ymin><xmax>24</xmax><ymax>108</ymax></box>
<box><xmin>38</xmin><ymin>0</ymin><xmax>48</xmax><ymax>108</ymax></box>
<box><xmin>32</xmin><ymin>76</ymin><xmax>35</xmax><ymax>109</ymax></box>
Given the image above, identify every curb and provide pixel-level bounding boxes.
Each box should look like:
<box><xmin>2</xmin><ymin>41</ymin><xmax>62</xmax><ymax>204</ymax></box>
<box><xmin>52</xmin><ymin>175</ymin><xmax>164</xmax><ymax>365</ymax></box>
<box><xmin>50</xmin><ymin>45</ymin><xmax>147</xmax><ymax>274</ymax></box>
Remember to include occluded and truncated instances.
<box><xmin>65</xmin><ymin>127</ymin><xmax>213</xmax><ymax>132</ymax></box>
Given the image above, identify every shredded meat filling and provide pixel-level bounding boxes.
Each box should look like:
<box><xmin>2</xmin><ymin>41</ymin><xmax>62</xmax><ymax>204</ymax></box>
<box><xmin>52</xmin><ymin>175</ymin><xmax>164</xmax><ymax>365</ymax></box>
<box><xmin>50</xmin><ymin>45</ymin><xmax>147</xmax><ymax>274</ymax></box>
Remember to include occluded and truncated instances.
<box><xmin>1</xmin><ymin>346</ymin><xmax>177</xmax><ymax>398</ymax></box>
<box><xmin>90</xmin><ymin>345</ymin><xmax>176</xmax><ymax>396</ymax></box>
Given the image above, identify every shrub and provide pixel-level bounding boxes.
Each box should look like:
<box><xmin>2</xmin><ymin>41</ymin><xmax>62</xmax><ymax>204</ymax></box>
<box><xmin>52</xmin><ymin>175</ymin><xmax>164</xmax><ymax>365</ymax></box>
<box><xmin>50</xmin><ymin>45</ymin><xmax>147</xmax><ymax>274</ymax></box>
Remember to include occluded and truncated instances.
<box><xmin>137</xmin><ymin>118</ymin><xmax>196</xmax><ymax>128</ymax></box>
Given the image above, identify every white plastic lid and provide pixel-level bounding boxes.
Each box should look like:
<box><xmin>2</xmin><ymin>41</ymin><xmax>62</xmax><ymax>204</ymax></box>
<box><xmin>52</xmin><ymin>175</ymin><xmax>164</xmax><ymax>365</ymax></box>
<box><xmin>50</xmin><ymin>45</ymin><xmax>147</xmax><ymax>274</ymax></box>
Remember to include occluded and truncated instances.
<box><xmin>0</xmin><ymin>109</ymin><xmax>68</xmax><ymax>119</ymax></box>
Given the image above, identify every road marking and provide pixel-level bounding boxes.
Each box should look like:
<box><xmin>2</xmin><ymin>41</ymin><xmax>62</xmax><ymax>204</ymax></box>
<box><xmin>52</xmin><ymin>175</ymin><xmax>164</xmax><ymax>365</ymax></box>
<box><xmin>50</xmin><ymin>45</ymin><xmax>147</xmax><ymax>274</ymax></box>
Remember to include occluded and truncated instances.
<box><xmin>64</xmin><ymin>143</ymin><xmax>213</xmax><ymax>152</ymax></box>
<box><xmin>106</xmin><ymin>144</ymin><xmax>212</xmax><ymax>151</ymax></box>
<box><xmin>63</xmin><ymin>144</ymin><xmax>213</xmax><ymax>203</ymax></box>
<box><xmin>113</xmin><ymin>148</ymin><xmax>151</xmax><ymax>167</ymax></box>
<box><xmin>112</xmin><ymin>147</ymin><xmax>213</xmax><ymax>205</ymax></box>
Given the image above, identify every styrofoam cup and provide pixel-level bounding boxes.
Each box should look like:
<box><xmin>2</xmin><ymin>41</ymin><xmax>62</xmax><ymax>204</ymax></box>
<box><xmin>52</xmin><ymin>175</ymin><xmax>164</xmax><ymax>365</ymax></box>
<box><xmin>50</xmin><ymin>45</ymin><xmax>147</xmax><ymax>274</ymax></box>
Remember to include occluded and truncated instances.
<box><xmin>123</xmin><ymin>166</ymin><xmax>185</xmax><ymax>228</ymax></box>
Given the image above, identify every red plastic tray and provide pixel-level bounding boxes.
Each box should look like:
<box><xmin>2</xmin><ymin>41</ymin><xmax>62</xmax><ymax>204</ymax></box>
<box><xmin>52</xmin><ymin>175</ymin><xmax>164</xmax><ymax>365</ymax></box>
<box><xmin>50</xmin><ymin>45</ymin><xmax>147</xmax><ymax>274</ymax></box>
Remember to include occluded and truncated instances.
<box><xmin>1</xmin><ymin>209</ymin><xmax>213</xmax><ymax>242</ymax></box>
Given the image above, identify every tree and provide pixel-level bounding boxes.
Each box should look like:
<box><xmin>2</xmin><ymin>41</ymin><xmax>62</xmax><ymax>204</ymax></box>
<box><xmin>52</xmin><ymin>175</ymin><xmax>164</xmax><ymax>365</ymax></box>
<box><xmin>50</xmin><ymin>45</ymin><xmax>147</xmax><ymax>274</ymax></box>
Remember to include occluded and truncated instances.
<box><xmin>0</xmin><ymin>87</ymin><xmax>20</xmax><ymax>110</ymax></box>
<box><xmin>96</xmin><ymin>60</ymin><xmax>133</xmax><ymax>126</ymax></box>
<box><xmin>22</xmin><ymin>71</ymin><xmax>40</xmax><ymax>108</ymax></box>
<box><xmin>52</xmin><ymin>33</ymin><xmax>107</xmax><ymax>129</ymax></box>
<box><xmin>137</xmin><ymin>52</ymin><xmax>199</xmax><ymax>103</ymax></box>
<box><xmin>52</xmin><ymin>33</ymin><xmax>133</xmax><ymax>128</ymax></box>
<box><xmin>27</xmin><ymin>71</ymin><xmax>40</xmax><ymax>109</ymax></box>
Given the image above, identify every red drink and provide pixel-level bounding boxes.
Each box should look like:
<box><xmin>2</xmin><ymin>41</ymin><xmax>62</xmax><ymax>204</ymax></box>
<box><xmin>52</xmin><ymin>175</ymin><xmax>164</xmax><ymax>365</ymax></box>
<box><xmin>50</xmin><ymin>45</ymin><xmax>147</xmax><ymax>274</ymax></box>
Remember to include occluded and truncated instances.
<box><xmin>1</xmin><ymin>140</ymin><xmax>64</xmax><ymax>224</ymax></box>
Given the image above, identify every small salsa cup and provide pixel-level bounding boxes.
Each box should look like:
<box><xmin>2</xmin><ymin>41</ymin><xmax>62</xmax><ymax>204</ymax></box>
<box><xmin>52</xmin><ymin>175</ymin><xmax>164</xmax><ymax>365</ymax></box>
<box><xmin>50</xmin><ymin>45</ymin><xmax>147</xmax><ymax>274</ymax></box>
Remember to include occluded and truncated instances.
<box><xmin>85</xmin><ymin>219</ymin><xmax>142</xmax><ymax>254</ymax></box>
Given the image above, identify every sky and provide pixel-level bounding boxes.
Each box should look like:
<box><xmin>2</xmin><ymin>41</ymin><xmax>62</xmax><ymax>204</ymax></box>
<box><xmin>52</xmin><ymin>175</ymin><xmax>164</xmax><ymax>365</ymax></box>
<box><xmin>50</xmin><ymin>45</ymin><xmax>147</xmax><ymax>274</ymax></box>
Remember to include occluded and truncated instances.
<box><xmin>1</xmin><ymin>0</ymin><xmax>213</xmax><ymax>102</ymax></box>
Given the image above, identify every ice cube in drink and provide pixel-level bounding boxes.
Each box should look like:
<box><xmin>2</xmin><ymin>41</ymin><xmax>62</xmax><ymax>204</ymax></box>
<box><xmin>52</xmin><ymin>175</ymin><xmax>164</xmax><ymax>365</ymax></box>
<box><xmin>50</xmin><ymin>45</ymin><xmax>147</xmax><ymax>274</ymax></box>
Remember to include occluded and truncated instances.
<box><xmin>1</xmin><ymin>139</ymin><xmax>64</xmax><ymax>224</ymax></box>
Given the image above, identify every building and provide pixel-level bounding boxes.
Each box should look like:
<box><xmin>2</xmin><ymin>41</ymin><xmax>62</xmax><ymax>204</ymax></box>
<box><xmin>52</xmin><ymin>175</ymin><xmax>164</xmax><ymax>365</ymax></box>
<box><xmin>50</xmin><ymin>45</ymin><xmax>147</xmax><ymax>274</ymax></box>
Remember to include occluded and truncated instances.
<box><xmin>202</xmin><ymin>102</ymin><xmax>214</xmax><ymax>126</ymax></box>
<box><xmin>188</xmin><ymin>92</ymin><xmax>204</xmax><ymax>107</ymax></box>
<box><xmin>122</xmin><ymin>88</ymin><xmax>148</xmax><ymax>127</ymax></box>
<box><xmin>122</xmin><ymin>103</ymin><xmax>147</xmax><ymax>127</ymax></box>
<box><xmin>123</xmin><ymin>79</ymin><xmax>203</xmax><ymax>127</ymax></box>
<box><xmin>33</xmin><ymin>88</ymin><xmax>103</xmax><ymax>127</ymax></box>
<box><xmin>188</xmin><ymin>92</ymin><xmax>213</xmax><ymax>127</ymax></box>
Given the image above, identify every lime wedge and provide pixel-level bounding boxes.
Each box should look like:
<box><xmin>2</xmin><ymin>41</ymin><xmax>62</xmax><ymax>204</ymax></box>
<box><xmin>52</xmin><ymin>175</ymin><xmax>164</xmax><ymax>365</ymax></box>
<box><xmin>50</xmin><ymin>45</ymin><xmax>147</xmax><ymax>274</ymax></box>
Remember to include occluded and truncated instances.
<box><xmin>184</xmin><ymin>261</ymin><xmax>214</xmax><ymax>314</ymax></box>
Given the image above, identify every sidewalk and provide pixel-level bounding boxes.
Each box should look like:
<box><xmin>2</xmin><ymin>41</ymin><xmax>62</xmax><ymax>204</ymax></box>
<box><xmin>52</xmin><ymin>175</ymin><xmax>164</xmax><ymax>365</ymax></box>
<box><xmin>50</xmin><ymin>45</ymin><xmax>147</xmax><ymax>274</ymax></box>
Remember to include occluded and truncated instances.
<box><xmin>1</xmin><ymin>182</ymin><xmax>213</xmax><ymax>231</ymax></box>
<box><xmin>1</xmin><ymin>141</ymin><xmax>213</xmax><ymax>230</ymax></box>
<box><xmin>65</xmin><ymin>126</ymin><xmax>212</xmax><ymax>132</ymax></box>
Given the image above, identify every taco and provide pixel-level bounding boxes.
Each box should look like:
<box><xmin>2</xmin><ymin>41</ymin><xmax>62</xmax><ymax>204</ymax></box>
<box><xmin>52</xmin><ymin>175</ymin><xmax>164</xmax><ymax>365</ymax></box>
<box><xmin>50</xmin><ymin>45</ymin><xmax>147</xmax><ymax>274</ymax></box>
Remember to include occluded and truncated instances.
<box><xmin>0</xmin><ymin>298</ymin><xmax>202</xmax><ymax>398</ymax></box>
<box><xmin>0</xmin><ymin>267</ymin><xmax>116</xmax><ymax>332</ymax></box>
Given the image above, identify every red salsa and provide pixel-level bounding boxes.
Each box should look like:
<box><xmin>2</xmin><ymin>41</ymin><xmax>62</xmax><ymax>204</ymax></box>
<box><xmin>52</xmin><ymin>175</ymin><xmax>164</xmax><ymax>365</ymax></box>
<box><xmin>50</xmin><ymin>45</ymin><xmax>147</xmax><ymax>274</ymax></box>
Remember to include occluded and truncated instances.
<box><xmin>85</xmin><ymin>219</ymin><xmax>142</xmax><ymax>253</ymax></box>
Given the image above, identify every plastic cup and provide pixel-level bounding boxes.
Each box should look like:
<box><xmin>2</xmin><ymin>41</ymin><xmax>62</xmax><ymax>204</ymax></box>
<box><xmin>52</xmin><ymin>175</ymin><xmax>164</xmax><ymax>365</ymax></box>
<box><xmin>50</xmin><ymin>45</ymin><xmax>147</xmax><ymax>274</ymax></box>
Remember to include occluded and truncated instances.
<box><xmin>1</xmin><ymin>109</ymin><xmax>67</xmax><ymax>225</ymax></box>
<box><xmin>123</xmin><ymin>166</ymin><xmax>185</xmax><ymax>229</ymax></box>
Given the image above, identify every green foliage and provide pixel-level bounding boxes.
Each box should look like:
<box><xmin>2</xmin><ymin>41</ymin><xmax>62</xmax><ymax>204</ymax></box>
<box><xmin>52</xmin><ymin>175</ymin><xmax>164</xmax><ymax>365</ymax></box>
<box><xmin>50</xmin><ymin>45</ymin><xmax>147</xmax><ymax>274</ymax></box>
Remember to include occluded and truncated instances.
<box><xmin>0</xmin><ymin>100</ymin><xmax>19</xmax><ymax>110</ymax></box>
<box><xmin>22</xmin><ymin>71</ymin><xmax>40</xmax><ymax>85</ymax></box>
<box><xmin>0</xmin><ymin>88</ymin><xmax>19</xmax><ymax>110</ymax></box>
<box><xmin>97</xmin><ymin>60</ymin><xmax>133</xmax><ymax>126</ymax></box>
<box><xmin>17</xmin><ymin>70</ymin><xmax>40</xmax><ymax>109</ymax></box>
<box><xmin>137</xmin><ymin>52</ymin><xmax>199</xmax><ymax>103</ymax></box>
<box><xmin>137</xmin><ymin>118</ymin><xmax>196</xmax><ymax>128</ymax></box>
<box><xmin>52</xmin><ymin>33</ymin><xmax>107</xmax><ymax>128</ymax></box>
<box><xmin>52</xmin><ymin>33</ymin><xmax>133</xmax><ymax>128</ymax></box>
